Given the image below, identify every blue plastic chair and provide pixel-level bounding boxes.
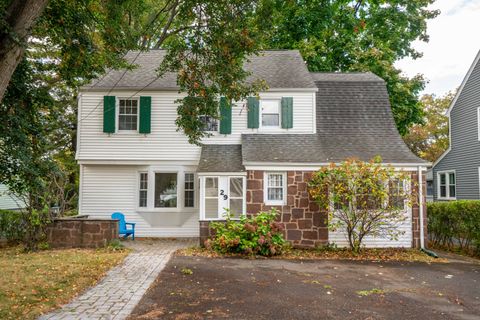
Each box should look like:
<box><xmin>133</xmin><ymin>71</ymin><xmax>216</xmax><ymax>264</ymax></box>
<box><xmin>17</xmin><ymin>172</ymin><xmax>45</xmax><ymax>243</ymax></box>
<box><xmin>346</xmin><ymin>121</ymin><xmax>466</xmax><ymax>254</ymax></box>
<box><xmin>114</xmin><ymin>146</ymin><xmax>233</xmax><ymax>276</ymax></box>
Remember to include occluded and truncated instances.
<box><xmin>111</xmin><ymin>212</ymin><xmax>135</xmax><ymax>240</ymax></box>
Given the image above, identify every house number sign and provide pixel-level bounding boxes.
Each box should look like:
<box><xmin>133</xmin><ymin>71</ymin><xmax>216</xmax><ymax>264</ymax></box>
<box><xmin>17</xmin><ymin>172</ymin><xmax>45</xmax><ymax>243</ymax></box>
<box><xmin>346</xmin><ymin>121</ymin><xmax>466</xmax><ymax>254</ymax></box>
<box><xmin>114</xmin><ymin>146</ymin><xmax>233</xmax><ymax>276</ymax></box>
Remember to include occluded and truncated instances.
<box><xmin>219</xmin><ymin>189</ymin><xmax>228</xmax><ymax>200</ymax></box>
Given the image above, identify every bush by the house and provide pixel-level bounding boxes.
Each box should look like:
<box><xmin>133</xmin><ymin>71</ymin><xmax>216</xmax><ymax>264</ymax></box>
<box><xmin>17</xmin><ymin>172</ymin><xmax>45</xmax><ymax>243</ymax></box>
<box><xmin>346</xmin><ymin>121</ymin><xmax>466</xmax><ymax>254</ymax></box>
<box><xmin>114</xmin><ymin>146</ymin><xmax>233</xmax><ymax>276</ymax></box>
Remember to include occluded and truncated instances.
<box><xmin>428</xmin><ymin>200</ymin><xmax>480</xmax><ymax>255</ymax></box>
<box><xmin>206</xmin><ymin>209</ymin><xmax>285</xmax><ymax>256</ymax></box>
<box><xmin>0</xmin><ymin>209</ymin><xmax>25</xmax><ymax>243</ymax></box>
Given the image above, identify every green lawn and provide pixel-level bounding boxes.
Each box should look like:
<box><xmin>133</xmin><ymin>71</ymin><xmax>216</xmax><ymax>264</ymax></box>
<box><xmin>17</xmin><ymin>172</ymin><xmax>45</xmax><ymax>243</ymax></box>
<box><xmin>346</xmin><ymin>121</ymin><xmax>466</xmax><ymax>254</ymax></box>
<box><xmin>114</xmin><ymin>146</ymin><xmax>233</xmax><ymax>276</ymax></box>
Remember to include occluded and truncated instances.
<box><xmin>0</xmin><ymin>246</ymin><xmax>129</xmax><ymax>320</ymax></box>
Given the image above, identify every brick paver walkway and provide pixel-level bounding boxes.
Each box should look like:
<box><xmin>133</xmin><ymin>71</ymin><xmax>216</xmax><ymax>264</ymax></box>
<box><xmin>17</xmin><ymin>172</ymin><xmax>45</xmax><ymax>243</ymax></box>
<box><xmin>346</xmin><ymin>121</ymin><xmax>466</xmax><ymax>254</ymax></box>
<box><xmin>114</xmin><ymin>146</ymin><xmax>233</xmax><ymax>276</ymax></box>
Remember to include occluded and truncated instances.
<box><xmin>40</xmin><ymin>239</ymin><xmax>195</xmax><ymax>320</ymax></box>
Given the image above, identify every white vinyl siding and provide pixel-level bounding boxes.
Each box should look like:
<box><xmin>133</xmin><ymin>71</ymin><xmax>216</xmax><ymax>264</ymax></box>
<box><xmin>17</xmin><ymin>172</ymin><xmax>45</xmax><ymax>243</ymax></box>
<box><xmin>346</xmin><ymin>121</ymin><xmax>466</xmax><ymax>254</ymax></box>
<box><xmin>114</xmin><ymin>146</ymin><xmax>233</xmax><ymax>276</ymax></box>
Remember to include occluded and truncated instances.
<box><xmin>329</xmin><ymin>206</ymin><xmax>413</xmax><ymax>248</ymax></box>
<box><xmin>80</xmin><ymin>165</ymin><xmax>198</xmax><ymax>237</ymax></box>
<box><xmin>76</xmin><ymin>91</ymin><xmax>316</xmax><ymax>161</ymax></box>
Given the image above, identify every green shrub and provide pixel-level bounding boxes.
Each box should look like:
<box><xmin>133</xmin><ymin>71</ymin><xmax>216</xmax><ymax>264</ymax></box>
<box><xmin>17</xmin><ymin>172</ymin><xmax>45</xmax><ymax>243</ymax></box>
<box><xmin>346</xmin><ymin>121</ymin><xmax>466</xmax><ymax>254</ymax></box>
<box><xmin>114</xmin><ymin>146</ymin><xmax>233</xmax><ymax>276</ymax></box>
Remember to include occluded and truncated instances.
<box><xmin>427</xmin><ymin>200</ymin><xmax>480</xmax><ymax>255</ymax></box>
<box><xmin>0</xmin><ymin>209</ymin><xmax>25</xmax><ymax>243</ymax></box>
<box><xmin>206</xmin><ymin>209</ymin><xmax>286</xmax><ymax>256</ymax></box>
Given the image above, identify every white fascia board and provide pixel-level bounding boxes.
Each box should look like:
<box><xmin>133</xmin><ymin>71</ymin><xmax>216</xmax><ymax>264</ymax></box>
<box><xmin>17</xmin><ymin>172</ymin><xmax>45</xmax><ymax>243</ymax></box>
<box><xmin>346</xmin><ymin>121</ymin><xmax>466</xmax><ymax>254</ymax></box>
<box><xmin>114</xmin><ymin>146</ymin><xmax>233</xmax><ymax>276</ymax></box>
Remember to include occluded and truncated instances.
<box><xmin>77</xmin><ymin>159</ymin><xmax>199</xmax><ymax>166</ymax></box>
<box><xmin>446</xmin><ymin>49</ymin><xmax>480</xmax><ymax>117</ymax></box>
<box><xmin>244</xmin><ymin>162</ymin><xmax>429</xmax><ymax>171</ymax></box>
<box><xmin>197</xmin><ymin>172</ymin><xmax>247</xmax><ymax>176</ymax></box>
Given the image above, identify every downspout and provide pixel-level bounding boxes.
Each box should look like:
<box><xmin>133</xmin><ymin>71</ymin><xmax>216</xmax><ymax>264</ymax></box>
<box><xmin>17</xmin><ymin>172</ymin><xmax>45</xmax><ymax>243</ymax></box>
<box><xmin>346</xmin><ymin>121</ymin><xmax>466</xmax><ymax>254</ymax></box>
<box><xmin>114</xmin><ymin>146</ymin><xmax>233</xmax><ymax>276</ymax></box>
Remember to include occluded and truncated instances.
<box><xmin>418</xmin><ymin>165</ymin><xmax>438</xmax><ymax>258</ymax></box>
<box><xmin>418</xmin><ymin>165</ymin><xmax>425</xmax><ymax>249</ymax></box>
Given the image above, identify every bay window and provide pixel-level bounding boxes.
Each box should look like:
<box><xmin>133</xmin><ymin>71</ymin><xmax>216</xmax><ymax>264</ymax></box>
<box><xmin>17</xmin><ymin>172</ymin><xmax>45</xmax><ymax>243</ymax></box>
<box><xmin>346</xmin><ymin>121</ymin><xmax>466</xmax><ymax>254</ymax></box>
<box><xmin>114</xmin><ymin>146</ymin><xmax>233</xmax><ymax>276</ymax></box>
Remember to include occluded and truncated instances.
<box><xmin>138</xmin><ymin>172</ymin><xmax>148</xmax><ymax>207</ymax></box>
<box><xmin>155</xmin><ymin>173</ymin><xmax>177</xmax><ymax>208</ymax></box>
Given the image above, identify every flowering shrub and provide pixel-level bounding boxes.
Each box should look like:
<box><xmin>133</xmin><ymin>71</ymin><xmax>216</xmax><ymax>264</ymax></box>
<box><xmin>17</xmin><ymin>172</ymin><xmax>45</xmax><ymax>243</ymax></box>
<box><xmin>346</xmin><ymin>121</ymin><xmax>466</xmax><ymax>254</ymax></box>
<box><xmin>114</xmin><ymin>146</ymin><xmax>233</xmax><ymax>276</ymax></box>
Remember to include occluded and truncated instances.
<box><xmin>206</xmin><ymin>209</ymin><xmax>285</xmax><ymax>256</ymax></box>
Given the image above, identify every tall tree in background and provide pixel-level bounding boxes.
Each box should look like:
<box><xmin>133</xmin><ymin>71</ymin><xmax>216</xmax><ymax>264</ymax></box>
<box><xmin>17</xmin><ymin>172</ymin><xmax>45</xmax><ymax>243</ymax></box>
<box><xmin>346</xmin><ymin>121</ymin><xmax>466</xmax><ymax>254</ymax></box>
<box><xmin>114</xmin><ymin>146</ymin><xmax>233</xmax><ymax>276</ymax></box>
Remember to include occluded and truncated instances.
<box><xmin>267</xmin><ymin>0</ymin><xmax>439</xmax><ymax>135</ymax></box>
<box><xmin>403</xmin><ymin>92</ymin><xmax>453</xmax><ymax>162</ymax></box>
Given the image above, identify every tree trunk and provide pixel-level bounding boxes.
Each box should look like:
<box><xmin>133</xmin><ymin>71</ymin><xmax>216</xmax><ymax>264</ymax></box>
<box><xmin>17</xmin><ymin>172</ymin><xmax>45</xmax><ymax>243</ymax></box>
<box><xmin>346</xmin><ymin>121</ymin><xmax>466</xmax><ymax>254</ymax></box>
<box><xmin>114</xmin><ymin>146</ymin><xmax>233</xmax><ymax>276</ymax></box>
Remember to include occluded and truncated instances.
<box><xmin>0</xmin><ymin>0</ymin><xmax>49</xmax><ymax>103</ymax></box>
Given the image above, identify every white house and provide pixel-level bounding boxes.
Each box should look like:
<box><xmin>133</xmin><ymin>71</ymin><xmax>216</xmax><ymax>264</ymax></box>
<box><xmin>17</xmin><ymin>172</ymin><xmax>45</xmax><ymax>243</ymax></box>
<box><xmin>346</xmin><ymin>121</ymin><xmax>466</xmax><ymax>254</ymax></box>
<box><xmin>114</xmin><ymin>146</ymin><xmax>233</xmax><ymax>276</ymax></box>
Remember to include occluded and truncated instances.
<box><xmin>76</xmin><ymin>50</ymin><xmax>427</xmax><ymax>248</ymax></box>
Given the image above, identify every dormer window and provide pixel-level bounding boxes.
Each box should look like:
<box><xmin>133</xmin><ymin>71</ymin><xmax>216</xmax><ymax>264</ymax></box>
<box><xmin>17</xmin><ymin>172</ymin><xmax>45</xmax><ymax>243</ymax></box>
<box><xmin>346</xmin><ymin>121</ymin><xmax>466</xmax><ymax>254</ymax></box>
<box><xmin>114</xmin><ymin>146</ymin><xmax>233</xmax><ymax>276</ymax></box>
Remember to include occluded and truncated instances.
<box><xmin>261</xmin><ymin>100</ymin><xmax>280</xmax><ymax>127</ymax></box>
<box><xmin>118</xmin><ymin>98</ymin><xmax>139</xmax><ymax>131</ymax></box>
<box><xmin>199</xmin><ymin>115</ymin><xmax>218</xmax><ymax>132</ymax></box>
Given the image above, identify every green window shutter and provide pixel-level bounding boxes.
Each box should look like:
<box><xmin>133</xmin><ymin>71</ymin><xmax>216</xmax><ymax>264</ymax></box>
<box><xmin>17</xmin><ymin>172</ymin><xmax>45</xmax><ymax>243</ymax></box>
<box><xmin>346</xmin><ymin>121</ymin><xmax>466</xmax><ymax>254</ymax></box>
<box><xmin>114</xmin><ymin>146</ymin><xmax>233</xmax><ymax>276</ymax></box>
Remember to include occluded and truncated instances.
<box><xmin>219</xmin><ymin>97</ymin><xmax>232</xmax><ymax>134</ymax></box>
<box><xmin>281</xmin><ymin>97</ymin><xmax>293</xmax><ymax>129</ymax></box>
<box><xmin>247</xmin><ymin>96</ymin><xmax>259</xmax><ymax>128</ymax></box>
<box><xmin>139</xmin><ymin>96</ymin><xmax>151</xmax><ymax>134</ymax></box>
<box><xmin>103</xmin><ymin>96</ymin><xmax>116</xmax><ymax>133</ymax></box>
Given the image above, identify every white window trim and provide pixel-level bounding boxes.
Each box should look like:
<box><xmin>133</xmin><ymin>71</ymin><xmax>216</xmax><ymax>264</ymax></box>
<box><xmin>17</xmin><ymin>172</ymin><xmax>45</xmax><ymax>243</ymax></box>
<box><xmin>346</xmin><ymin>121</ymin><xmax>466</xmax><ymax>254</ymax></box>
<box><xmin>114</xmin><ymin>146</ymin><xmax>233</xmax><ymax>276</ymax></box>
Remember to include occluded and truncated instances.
<box><xmin>184</xmin><ymin>172</ymin><xmax>195</xmax><ymax>208</ymax></box>
<box><xmin>264</xmin><ymin>172</ymin><xmax>287</xmax><ymax>206</ymax></box>
<box><xmin>138</xmin><ymin>171</ymin><xmax>148</xmax><ymax>208</ymax></box>
<box><xmin>136</xmin><ymin>167</ymin><xmax>197</xmax><ymax>213</ymax></box>
<box><xmin>437</xmin><ymin>170</ymin><xmax>456</xmax><ymax>200</ymax></box>
<box><xmin>199</xmin><ymin>176</ymin><xmax>246</xmax><ymax>220</ymax></box>
<box><xmin>259</xmin><ymin>99</ymin><xmax>282</xmax><ymax>130</ymax></box>
<box><xmin>116</xmin><ymin>97</ymin><xmax>139</xmax><ymax>133</ymax></box>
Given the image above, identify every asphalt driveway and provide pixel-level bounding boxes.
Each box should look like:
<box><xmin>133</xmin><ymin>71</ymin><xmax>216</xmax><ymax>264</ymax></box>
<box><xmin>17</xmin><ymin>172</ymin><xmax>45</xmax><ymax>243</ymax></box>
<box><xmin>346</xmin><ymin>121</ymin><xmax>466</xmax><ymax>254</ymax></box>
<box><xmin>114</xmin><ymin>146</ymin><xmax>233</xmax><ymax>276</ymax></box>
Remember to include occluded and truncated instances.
<box><xmin>129</xmin><ymin>255</ymin><xmax>480</xmax><ymax>320</ymax></box>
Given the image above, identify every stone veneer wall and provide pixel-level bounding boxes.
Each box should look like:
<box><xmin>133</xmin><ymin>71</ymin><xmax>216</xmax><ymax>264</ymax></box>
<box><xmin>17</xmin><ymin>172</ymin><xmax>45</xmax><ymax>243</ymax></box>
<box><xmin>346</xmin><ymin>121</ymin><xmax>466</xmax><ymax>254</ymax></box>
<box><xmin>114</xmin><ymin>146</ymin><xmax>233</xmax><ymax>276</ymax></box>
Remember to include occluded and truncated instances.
<box><xmin>46</xmin><ymin>218</ymin><xmax>118</xmax><ymax>248</ymax></box>
<box><xmin>199</xmin><ymin>170</ymin><xmax>427</xmax><ymax>249</ymax></box>
<box><xmin>246</xmin><ymin>170</ymin><xmax>328</xmax><ymax>248</ymax></box>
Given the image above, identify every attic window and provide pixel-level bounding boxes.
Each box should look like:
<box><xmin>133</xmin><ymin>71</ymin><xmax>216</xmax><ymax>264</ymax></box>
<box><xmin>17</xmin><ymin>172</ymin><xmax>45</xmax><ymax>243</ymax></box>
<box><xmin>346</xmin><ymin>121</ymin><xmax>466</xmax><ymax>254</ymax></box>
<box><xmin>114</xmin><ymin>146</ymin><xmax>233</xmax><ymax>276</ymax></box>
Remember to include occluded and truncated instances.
<box><xmin>261</xmin><ymin>100</ymin><xmax>280</xmax><ymax>127</ymax></box>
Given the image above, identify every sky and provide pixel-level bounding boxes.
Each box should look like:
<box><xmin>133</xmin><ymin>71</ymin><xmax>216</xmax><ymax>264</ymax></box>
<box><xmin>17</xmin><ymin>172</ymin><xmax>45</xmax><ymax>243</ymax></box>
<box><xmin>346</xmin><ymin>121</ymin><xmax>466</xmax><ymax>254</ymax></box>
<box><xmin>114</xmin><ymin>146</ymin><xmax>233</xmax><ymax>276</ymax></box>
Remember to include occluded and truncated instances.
<box><xmin>395</xmin><ymin>0</ymin><xmax>480</xmax><ymax>97</ymax></box>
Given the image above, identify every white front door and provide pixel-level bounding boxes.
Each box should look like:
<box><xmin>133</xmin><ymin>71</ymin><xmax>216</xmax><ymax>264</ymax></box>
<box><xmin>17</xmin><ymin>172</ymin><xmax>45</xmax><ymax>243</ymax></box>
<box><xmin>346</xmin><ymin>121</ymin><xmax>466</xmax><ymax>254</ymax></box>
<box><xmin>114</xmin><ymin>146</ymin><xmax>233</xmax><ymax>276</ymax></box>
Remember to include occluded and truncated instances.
<box><xmin>200</xmin><ymin>175</ymin><xmax>246</xmax><ymax>220</ymax></box>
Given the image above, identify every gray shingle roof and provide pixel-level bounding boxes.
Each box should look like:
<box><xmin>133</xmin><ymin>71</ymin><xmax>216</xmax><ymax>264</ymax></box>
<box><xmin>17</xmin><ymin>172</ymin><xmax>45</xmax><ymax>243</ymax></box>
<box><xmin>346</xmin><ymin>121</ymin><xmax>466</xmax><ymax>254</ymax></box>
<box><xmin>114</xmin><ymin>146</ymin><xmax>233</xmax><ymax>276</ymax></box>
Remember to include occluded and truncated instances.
<box><xmin>198</xmin><ymin>145</ymin><xmax>245</xmax><ymax>172</ymax></box>
<box><xmin>242</xmin><ymin>73</ymin><xmax>426</xmax><ymax>165</ymax></box>
<box><xmin>310</xmin><ymin>72</ymin><xmax>383</xmax><ymax>82</ymax></box>
<box><xmin>82</xmin><ymin>50</ymin><xmax>317</xmax><ymax>91</ymax></box>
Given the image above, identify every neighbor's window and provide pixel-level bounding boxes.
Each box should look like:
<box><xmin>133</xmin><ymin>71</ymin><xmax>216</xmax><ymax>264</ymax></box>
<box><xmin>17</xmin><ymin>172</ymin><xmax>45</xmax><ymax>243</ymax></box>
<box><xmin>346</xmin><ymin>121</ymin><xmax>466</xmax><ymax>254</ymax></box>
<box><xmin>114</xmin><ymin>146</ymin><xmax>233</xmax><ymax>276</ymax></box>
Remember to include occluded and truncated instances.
<box><xmin>139</xmin><ymin>172</ymin><xmax>148</xmax><ymax>207</ymax></box>
<box><xmin>261</xmin><ymin>100</ymin><xmax>280</xmax><ymax>127</ymax></box>
<box><xmin>118</xmin><ymin>98</ymin><xmax>138</xmax><ymax>130</ymax></box>
<box><xmin>199</xmin><ymin>115</ymin><xmax>218</xmax><ymax>132</ymax></box>
<box><xmin>438</xmin><ymin>171</ymin><xmax>455</xmax><ymax>199</ymax></box>
<box><xmin>265</xmin><ymin>172</ymin><xmax>285</xmax><ymax>205</ymax></box>
<box><xmin>154</xmin><ymin>173</ymin><xmax>177</xmax><ymax>208</ymax></box>
<box><xmin>184</xmin><ymin>173</ymin><xmax>195</xmax><ymax>208</ymax></box>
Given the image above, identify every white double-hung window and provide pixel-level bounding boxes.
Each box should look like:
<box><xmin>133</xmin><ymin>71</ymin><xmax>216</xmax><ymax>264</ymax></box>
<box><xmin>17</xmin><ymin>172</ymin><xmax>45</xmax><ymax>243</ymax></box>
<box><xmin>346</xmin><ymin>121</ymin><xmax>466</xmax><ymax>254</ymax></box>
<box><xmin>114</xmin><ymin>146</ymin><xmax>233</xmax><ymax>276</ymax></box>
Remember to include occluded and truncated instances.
<box><xmin>261</xmin><ymin>100</ymin><xmax>281</xmax><ymax>127</ymax></box>
<box><xmin>264</xmin><ymin>172</ymin><xmax>286</xmax><ymax>205</ymax></box>
<box><xmin>138</xmin><ymin>172</ymin><xmax>148</xmax><ymax>207</ymax></box>
<box><xmin>438</xmin><ymin>170</ymin><xmax>456</xmax><ymax>200</ymax></box>
<box><xmin>118</xmin><ymin>98</ymin><xmax>138</xmax><ymax>131</ymax></box>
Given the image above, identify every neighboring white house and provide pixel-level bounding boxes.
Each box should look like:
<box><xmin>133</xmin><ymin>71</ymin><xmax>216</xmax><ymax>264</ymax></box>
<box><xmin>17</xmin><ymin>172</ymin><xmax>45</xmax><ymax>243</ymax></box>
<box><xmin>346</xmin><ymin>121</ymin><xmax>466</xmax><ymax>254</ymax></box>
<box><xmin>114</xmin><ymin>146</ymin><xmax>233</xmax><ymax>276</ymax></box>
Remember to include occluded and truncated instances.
<box><xmin>0</xmin><ymin>184</ymin><xmax>25</xmax><ymax>211</ymax></box>
<box><xmin>76</xmin><ymin>50</ymin><xmax>427</xmax><ymax>248</ymax></box>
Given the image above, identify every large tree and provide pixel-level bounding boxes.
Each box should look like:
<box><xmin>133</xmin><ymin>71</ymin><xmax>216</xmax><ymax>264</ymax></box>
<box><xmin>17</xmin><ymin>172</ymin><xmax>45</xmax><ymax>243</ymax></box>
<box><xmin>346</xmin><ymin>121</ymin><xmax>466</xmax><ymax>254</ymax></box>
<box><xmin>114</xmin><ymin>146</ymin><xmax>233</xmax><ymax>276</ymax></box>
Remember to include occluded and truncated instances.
<box><xmin>0</xmin><ymin>0</ymin><xmax>273</xmax><ymax>142</ymax></box>
<box><xmin>267</xmin><ymin>0</ymin><xmax>439</xmax><ymax>135</ymax></box>
<box><xmin>403</xmin><ymin>92</ymin><xmax>453</xmax><ymax>162</ymax></box>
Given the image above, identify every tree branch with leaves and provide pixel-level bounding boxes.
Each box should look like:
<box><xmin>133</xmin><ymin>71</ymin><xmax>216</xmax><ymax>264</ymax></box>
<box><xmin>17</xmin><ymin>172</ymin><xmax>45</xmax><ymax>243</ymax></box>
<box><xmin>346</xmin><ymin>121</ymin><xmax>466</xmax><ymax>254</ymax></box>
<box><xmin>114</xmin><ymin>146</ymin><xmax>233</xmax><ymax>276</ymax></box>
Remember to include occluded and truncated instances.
<box><xmin>308</xmin><ymin>157</ymin><xmax>417</xmax><ymax>252</ymax></box>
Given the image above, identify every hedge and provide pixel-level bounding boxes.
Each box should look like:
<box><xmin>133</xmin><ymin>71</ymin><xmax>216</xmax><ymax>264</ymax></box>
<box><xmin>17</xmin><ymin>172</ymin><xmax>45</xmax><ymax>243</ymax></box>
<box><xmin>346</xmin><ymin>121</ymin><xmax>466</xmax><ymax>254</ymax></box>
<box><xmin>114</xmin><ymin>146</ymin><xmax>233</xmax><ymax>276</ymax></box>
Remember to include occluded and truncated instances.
<box><xmin>0</xmin><ymin>209</ymin><xmax>25</xmax><ymax>243</ymax></box>
<box><xmin>427</xmin><ymin>200</ymin><xmax>480</xmax><ymax>255</ymax></box>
